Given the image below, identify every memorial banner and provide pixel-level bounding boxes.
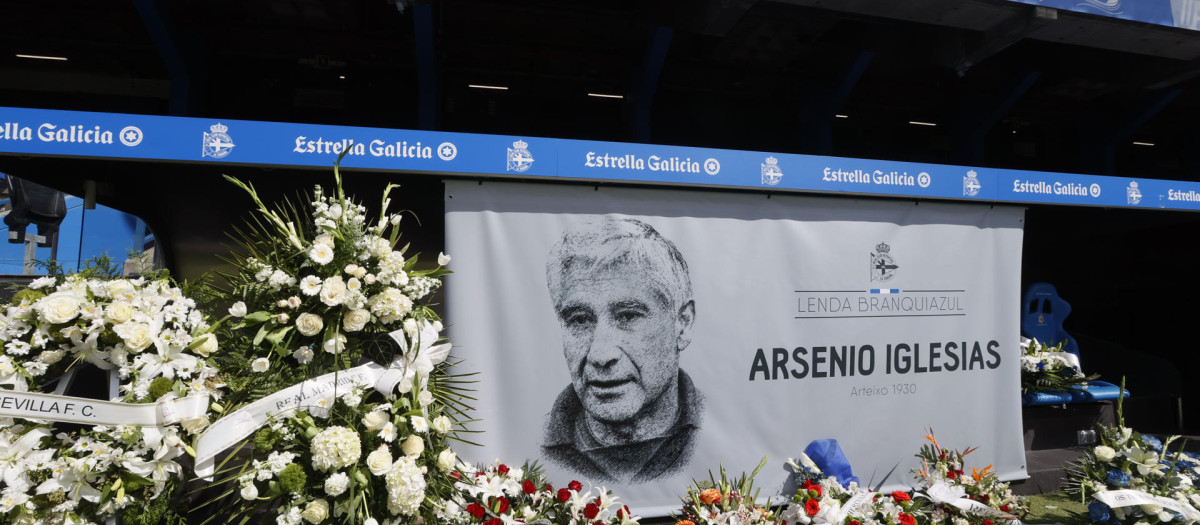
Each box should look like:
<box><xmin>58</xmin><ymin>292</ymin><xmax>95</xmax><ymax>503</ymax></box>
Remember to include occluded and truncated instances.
<box><xmin>444</xmin><ymin>181</ymin><xmax>1027</xmax><ymax>515</ymax></box>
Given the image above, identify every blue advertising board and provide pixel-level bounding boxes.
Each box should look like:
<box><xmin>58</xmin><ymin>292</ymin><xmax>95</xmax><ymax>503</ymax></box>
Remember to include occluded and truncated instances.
<box><xmin>1006</xmin><ymin>0</ymin><xmax>1200</xmax><ymax>31</ymax></box>
<box><xmin>2</xmin><ymin>105</ymin><xmax>1200</xmax><ymax>211</ymax></box>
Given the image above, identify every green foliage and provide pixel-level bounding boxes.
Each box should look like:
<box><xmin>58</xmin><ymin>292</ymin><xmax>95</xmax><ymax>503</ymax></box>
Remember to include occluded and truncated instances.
<box><xmin>278</xmin><ymin>463</ymin><xmax>307</xmax><ymax>493</ymax></box>
<box><xmin>146</xmin><ymin>376</ymin><xmax>174</xmax><ymax>401</ymax></box>
<box><xmin>10</xmin><ymin>288</ymin><xmax>44</xmax><ymax>305</ymax></box>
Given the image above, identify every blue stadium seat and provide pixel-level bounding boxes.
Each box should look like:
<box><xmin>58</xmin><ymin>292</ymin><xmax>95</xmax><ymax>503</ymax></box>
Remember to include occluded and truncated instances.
<box><xmin>1020</xmin><ymin>282</ymin><xmax>1127</xmax><ymax>406</ymax></box>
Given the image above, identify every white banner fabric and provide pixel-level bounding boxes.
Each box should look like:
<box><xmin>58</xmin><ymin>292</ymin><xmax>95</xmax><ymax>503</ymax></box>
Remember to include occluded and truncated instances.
<box><xmin>0</xmin><ymin>389</ymin><xmax>208</xmax><ymax>427</ymax></box>
<box><xmin>444</xmin><ymin>181</ymin><xmax>1026</xmax><ymax>515</ymax></box>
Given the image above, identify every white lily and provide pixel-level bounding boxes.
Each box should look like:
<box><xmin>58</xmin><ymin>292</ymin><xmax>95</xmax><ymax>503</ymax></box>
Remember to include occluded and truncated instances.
<box><xmin>69</xmin><ymin>330</ymin><xmax>114</xmax><ymax>370</ymax></box>
<box><xmin>1126</xmin><ymin>446</ymin><xmax>1165</xmax><ymax>476</ymax></box>
<box><xmin>385</xmin><ymin>320</ymin><xmax>451</xmax><ymax>393</ymax></box>
<box><xmin>0</xmin><ymin>427</ymin><xmax>53</xmax><ymax>492</ymax></box>
<box><xmin>37</xmin><ymin>457</ymin><xmax>103</xmax><ymax>503</ymax></box>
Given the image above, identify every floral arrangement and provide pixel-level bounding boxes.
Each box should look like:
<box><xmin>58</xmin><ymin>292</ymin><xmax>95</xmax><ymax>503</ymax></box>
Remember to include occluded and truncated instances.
<box><xmin>674</xmin><ymin>458</ymin><xmax>779</xmax><ymax>525</ymax></box>
<box><xmin>1064</xmin><ymin>386</ymin><xmax>1200</xmax><ymax>525</ymax></box>
<box><xmin>0</xmin><ymin>259</ymin><xmax>221</xmax><ymax>524</ymax></box>
<box><xmin>443</xmin><ymin>460</ymin><xmax>639</xmax><ymax>525</ymax></box>
<box><xmin>913</xmin><ymin>431</ymin><xmax>1026</xmax><ymax>525</ymax></box>
<box><xmin>1019</xmin><ymin>338</ymin><xmax>1097</xmax><ymax>394</ymax></box>
<box><xmin>783</xmin><ymin>453</ymin><xmax>926</xmax><ymax>525</ymax></box>
<box><xmin>197</xmin><ymin>168</ymin><xmax>466</xmax><ymax>524</ymax></box>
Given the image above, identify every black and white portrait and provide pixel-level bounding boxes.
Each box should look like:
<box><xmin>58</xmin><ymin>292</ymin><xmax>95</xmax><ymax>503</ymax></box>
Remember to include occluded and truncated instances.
<box><xmin>541</xmin><ymin>215</ymin><xmax>704</xmax><ymax>484</ymax></box>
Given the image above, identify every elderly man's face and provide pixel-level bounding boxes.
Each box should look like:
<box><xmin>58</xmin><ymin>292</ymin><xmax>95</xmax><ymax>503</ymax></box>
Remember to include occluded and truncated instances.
<box><xmin>555</xmin><ymin>265</ymin><xmax>682</xmax><ymax>424</ymax></box>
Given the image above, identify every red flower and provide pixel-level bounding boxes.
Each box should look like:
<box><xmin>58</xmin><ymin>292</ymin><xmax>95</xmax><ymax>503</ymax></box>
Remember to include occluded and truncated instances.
<box><xmin>498</xmin><ymin>464</ymin><xmax>510</xmax><ymax>475</ymax></box>
<box><xmin>808</xmin><ymin>485</ymin><xmax>822</xmax><ymax>498</ymax></box>
<box><xmin>891</xmin><ymin>491</ymin><xmax>911</xmax><ymax>503</ymax></box>
<box><xmin>488</xmin><ymin>518</ymin><xmax>503</xmax><ymax>525</ymax></box>
<box><xmin>946</xmin><ymin>470</ymin><xmax>957</xmax><ymax>480</ymax></box>
<box><xmin>980</xmin><ymin>494</ymin><xmax>990</xmax><ymax>503</ymax></box>
<box><xmin>569</xmin><ymin>480</ymin><xmax>583</xmax><ymax>492</ymax></box>
<box><xmin>467</xmin><ymin>503</ymin><xmax>486</xmax><ymax>520</ymax></box>
<box><xmin>451</xmin><ymin>471</ymin><xmax>463</xmax><ymax>479</ymax></box>
<box><xmin>522</xmin><ymin>481</ymin><xmax>537</xmax><ymax>494</ymax></box>
<box><xmin>617</xmin><ymin>506</ymin><xmax>631</xmax><ymax>519</ymax></box>
<box><xmin>1000</xmin><ymin>504</ymin><xmax>1011</xmax><ymax>512</ymax></box>
<box><xmin>898</xmin><ymin>513</ymin><xmax>915</xmax><ymax>525</ymax></box>
<box><xmin>848</xmin><ymin>521</ymin><xmax>862</xmax><ymax>525</ymax></box>
<box><xmin>801</xmin><ymin>480</ymin><xmax>816</xmax><ymax>490</ymax></box>
<box><xmin>983</xmin><ymin>520</ymin><xmax>995</xmax><ymax>525</ymax></box>
<box><xmin>544</xmin><ymin>484</ymin><xmax>554</xmax><ymax>493</ymax></box>
<box><xmin>804</xmin><ymin>499</ymin><xmax>820</xmax><ymax>516</ymax></box>
<box><xmin>595</xmin><ymin>522</ymin><xmax>605</xmax><ymax>525</ymax></box>
<box><xmin>584</xmin><ymin>503</ymin><xmax>600</xmax><ymax>519</ymax></box>
<box><xmin>490</xmin><ymin>497</ymin><xmax>510</xmax><ymax>514</ymax></box>
<box><xmin>557</xmin><ymin>488</ymin><xmax>571</xmax><ymax>502</ymax></box>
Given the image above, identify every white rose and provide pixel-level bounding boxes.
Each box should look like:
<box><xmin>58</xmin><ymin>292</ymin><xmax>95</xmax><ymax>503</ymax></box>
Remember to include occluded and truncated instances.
<box><xmin>367</xmin><ymin>446</ymin><xmax>393</xmax><ymax>476</ymax></box>
<box><xmin>320</xmin><ymin>277</ymin><xmax>347</xmax><ymax>307</ymax></box>
<box><xmin>410</xmin><ymin>416</ymin><xmax>429</xmax><ymax>434</ymax></box>
<box><xmin>436</xmin><ymin>449</ymin><xmax>456</xmax><ymax>472</ymax></box>
<box><xmin>431</xmin><ymin>415</ymin><xmax>451</xmax><ymax>435</ymax></box>
<box><xmin>229</xmin><ymin>301</ymin><xmax>247</xmax><ymax>317</ymax></box>
<box><xmin>417</xmin><ymin>390</ymin><xmax>434</xmax><ymax>407</ymax></box>
<box><xmin>105</xmin><ymin>302</ymin><xmax>134</xmax><ymax>323</ymax></box>
<box><xmin>293</xmin><ymin>346</ymin><xmax>314</xmax><ymax>364</ymax></box>
<box><xmin>37</xmin><ymin>349</ymin><xmax>65</xmax><ymax>365</ymax></box>
<box><xmin>401</xmin><ymin>435</ymin><xmax>424</xmax><ymax>457</ymax></box>
<box><xmin>38</xmin><ymin>293</ymin><xmax>81</xmax><ymax>324</ymax></box>
<box><xmin>315</xmin><ymin>233</ymin><xmax>334</xmax><ymax>247</ymax></box>
<box><xmin>322</xmin><ymin>334</ymin><xmax>347</xmax><ymax>354</ymax></box>
<box><xmin>354</xmin><ymin>267</ymin><xmax>367</xmax><ymax>279</ymax></box>
<box><xmin>277</xmin><ymin>299</ymin><xmax>289</xmax><ymax>309</ymax></box>
<box><xmin>364</xmin><ymin>274</ymin><xmax>377</xmax><ymax>285</ymax></box>
<box><xmin>252</xmin><ymin>357</ymin><xmax>270</xmax><ymax>373</ymax></box>
<box><xmin>240</xmin><ymin>483</ymin><xmax>259</xmax><ymax>500</ymax></box>
<box><xmin>287</xmin><ymin>296</ymin><xmax>302</xmax><ymax>308</ymax></box>
<box><xmin>295</xmin><ymin>313</ymin><xmax>324</xmax><ymax>337</ymax></box>
<box><xmin>402</xmin><ymin>318</ymin><xmax>418</xmax><ymax>336</ymax></box>
<box><xmin>106</xmin><ymin>280</ymin><xmax>135</xmax><ymax>299</ymax></box>
<box><xmin>122</xmin><ymin>323</ymin><xmax>154</xmax><ymax>352</ymax></box>
<box><xmin>277</xmin><ymin>313</ymin><xmax>290</xmax><ymax>324</ymax></box>
<box><xmin>438</xmin><ymin>252</ymin><xmax>451</xmax><ymax>266</ymax></box>
<box><xmin>193</xmin><ymin>333</ymin><xmax>218</xmax><ymax>357</ymax></box>
<box><xmin>309</xmin><ymin>243</ymin><xmax>335</xmax><ymax>266</ymax></box>
<box><xmin>345</xmin><ymin>264</ymin><xmax>360</xmax><ymax>275</ymax></box>
<box><xmin>362</xmin><ymin>410</ymin><xmax>389</xmax><ymax>432</ymax></box>
<box><xmin>1095</xmin><ymin>445</ymin><xmax>1117</xmax><ymax>463</ymax></box>
<box><xmin>302</xmin><ymin>498</ymin><xmax>329</xmax><ymax>524</ymax></box>
<box><xmin>342</xmin><ymin>309</ymin><xmax>371</xmax><ymax>332</ymax></box>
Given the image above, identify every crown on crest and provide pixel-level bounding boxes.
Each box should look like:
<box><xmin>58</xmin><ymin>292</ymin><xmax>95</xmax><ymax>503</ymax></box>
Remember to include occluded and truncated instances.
<box><xmin>512</xmin><ymin>139</ymin><xmax>528</xmax><ymax>149</ymax></box>
<box><xmin>764</xmin><ymin>156</ymin><xmax>778</xmax><ymax>166</ymax></box>
<box><xmin>966</xmin><ymin>169</ymin><xmax>977</xmax><ymax>178</ymax></box>
<box><xmin>210</xmin><ymin>123</ymin><xmax>228</xmax><ymax>133</ymax></box>
<box><xmin>1129</xmin><ymin>181</ymin><xmax>1138</xmax><ymax>188</ymax></box>
<box><xmin>875</xmin><ymin>242</ymin><xmax>891</xmax><ymax>254</ymax></box>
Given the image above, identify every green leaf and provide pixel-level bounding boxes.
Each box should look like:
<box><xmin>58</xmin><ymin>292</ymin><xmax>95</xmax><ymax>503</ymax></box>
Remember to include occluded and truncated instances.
<box><xmin>243</xmin><ymin>310</ymin><xmax>274</xmax><ymax>324</ymax></box>
<box><xmin>252</xmin><ymin>323</ymin><xmax>271</xmax><ymax>346</ymax></box>
<box><xmin>265</xmin><ymin>326</ymin><xmax>293</xmax><ymax>345</ymax></box>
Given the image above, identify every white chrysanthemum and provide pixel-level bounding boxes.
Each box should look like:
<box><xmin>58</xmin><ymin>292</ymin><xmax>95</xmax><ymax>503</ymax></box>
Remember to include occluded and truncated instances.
<box><xmin>324</xmin><ymin>472</ymin><xmax>350</xmax><ymax>496</ymax></box>
<box><xmin>310</xmin><ymin>426</ymin><xmax>361</xmax><ymax>471</ymax></box>
<box><xmin>309</xmin><ymin>243</ymin><xmax>335</xmax><ymax>265</ymax></box>
<box><xmin>368</xmin><ymin>288</ymin><xmax>413</xmax><ymax>320</ymax></box>
<box><xmin>29</xmin><ymin>276</ymin><xmax>56</xmax><ymax>290</ymax></box>
<box><xmin>385</xmin><ymin>456</ymin><xmax>426</xmax><ymax>515</ymax></box>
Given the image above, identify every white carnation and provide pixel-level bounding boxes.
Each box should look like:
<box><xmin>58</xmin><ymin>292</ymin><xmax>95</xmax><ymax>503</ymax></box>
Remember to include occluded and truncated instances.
<box><xmin>324</xmin><ymin>472</ymin><xmax>350</xmax><ymax>496</ymax></box>
<box><xmin>293</xmin><ymin>346</ymin><xmax>314</xmax><ymax>364</ymax></box>
<box><xmin>29</xmin><ymin>276</ymin><xmax>55</xmax><ymax>289</ymax></box>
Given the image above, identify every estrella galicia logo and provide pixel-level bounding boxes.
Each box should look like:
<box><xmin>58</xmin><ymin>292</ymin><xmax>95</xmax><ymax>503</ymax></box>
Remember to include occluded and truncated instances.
<box><xmin>870</xmin><ymin>242</ymin><xmax>898</xmax><ymax>282</ymax></box>
<box><xmin>118</xmin><ymin>126</ymin><xmax>143</xmax><ymax>147</ymax></box>
<box><xmin>437</xmin><ymin>142</ymin><xmax>457</xmax><ymax>161</ymax></box>
<box><xmin>963</xmin><ymin>170</ymin><xmax>981</xmax><ymax>197</ymax></box>
<box><xmin>1090</xmin><ymin>183</ymin><xmax>1102</xmax><ymax>198</ymax></box>
<box><xmin>202</xmin><ymin>123</ymin><xmax>235</xmax><ymax>159</ymax></box>
<box><xmin>506</xmin><ymin>139</ymin><xmax>534</xmax><ymax>172</ymax></box>
<box><xmin>703</xmin><ymin>157</ymin><xmax>720</xmax><ymax>176</ymax></box>
<box><xmin>1126</xmin><ymin>181</ymin><xmax>1142</xmax><ymax>205</ymax></box>
<box><xmin>761</xmin><ymin>156</ymin><xmax>782</xmax><ymax>186</ymax></box>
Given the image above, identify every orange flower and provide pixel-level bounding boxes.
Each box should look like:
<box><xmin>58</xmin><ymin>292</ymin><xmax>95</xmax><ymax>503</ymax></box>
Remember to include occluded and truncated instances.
<box><xmin>924</xmin><ymin>429</ymin><xmax>941</xmax><ymax>453</ymax></box>
<box><xmin>971</xmin><ymin>464</ymin><xmax>994</xmax><ymax>482</ymax></box>
<box><xmin>677</xmin><ymin>521</ymin><xmax>696</xmax><ymax>525</ymax></box>
<box><xmin>699</xmin><ymin>488</ymin><xmax>723</xmax><ymax>505</ymax></box>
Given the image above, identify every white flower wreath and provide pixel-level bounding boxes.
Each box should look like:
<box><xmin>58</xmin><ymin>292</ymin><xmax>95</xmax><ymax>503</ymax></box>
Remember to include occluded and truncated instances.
<box><xmin>0</xmin><ymin>272</ymin><xmax>221</xmax><ymax>524</ymax></box>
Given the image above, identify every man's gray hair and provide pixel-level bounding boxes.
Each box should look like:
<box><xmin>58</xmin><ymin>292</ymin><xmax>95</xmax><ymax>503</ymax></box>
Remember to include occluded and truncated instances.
<box><xmin>546</xmin><ymin>216</ymin><xmax>692</xmax><ymax>310</ymax></box>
